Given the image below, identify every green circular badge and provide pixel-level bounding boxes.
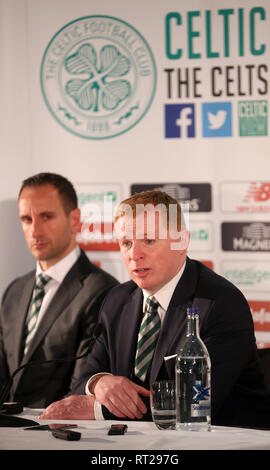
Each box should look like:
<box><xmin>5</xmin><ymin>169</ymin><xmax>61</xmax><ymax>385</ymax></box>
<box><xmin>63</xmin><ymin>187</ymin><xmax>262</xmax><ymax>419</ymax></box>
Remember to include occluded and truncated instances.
<box><xmin>40</xmin><ymin>16</ymin><xmax>157</xmax><ymax>139</ymax></box>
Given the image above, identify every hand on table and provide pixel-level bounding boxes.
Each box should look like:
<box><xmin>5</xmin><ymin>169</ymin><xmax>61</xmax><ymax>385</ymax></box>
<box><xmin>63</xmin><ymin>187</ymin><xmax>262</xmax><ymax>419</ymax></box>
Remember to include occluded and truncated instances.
<box><xmin>38</xmin><ymin>394</ymin><xmax>95</xmax><ymax>420</ymax></box>
<box><xmin>93</xmin><ymin>375</ymin><xmax>150</xmax><ymax>420</ymax></box>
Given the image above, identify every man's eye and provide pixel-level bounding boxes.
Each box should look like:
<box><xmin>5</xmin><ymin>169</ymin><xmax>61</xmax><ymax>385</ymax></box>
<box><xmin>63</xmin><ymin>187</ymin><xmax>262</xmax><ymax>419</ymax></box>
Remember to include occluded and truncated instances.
<box><xmin>122</xmin><ymin>240</ymin><xmax>132</xmax><ymax>248</ymax></box>
<box><xmin>21</xmin><ymin>216</ymin><xmax>31</xmax><ymax>224</ymax></box>
<box><xmin>144</xmin><ymin>239</ymin><xmax>155</xmax><ymax>245</ymax></box>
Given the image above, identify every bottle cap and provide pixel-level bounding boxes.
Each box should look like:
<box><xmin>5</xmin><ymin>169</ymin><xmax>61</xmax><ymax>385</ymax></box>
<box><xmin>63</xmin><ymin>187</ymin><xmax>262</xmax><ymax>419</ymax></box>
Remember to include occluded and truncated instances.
<box><xmin>187</xmin><ymin>307</ymin><xmax>199</xmax><ymax>315</ymax></box>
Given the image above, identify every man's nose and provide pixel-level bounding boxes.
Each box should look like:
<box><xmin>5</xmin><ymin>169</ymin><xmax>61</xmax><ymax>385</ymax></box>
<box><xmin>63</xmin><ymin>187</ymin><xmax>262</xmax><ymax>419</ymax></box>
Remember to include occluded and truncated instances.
<box><xmin>129</xmin><ymin>242</ymin><xmax>144</xmax><ymax>261</ymax></box>
<box><xmin>30</xmin><ymin>218</ymin><xmax>42</xmax><ymax>237</ymax></box>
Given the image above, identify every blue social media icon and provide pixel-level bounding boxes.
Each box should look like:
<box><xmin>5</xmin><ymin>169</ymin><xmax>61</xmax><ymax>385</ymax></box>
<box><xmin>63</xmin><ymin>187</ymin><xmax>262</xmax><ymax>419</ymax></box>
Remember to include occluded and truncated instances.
<box><xmin>202</xmin><ymin>102</ymin><xmax>232</xmax><ymax>137</ymax></box>
<box><xmin>165</xmin><ymin>104</ymin><xmax>195</xmax><ymax>138</ymax></box>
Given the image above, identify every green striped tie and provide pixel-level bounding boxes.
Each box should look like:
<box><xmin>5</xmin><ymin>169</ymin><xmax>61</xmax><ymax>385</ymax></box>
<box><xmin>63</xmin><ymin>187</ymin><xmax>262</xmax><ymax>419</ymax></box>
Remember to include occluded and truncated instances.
<box><xmin>134</xmin><ymin>296</ymin><xmax>161</xmax><ymax>382</ymax></box>
<box><xmin>24</xmin><ymin>273</ymin><xmax>51</xmax><ymax>355</ymax></box>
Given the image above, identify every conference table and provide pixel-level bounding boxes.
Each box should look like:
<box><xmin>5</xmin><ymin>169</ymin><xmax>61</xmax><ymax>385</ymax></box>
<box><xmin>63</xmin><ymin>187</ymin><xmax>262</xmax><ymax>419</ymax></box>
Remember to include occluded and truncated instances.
<box><xmin>1</xmin><ymin>408</ymin><xmax>270</xmax><ymax>465</ymax></box>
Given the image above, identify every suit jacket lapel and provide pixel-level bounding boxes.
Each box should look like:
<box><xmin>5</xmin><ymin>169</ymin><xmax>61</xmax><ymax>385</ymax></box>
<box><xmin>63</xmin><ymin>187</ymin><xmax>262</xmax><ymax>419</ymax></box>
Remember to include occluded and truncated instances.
<box><xmin>150</xmin><ymin>258</ymin><xmax>199</xmax><ymax>382</ymax></box>
<box><xmin>14</xmin><ymin>275</ymin><xmax>35</xmax><ymax>368</ymax></box>
<box><xmin>117</xmin><ymin>288</ymin><xmax>143</xmax><ymax>378</ymax></box>
<box><xmin>23</xmin><ymin>252</ymin><xmax>90</xmax><ymax>361</ymax></box>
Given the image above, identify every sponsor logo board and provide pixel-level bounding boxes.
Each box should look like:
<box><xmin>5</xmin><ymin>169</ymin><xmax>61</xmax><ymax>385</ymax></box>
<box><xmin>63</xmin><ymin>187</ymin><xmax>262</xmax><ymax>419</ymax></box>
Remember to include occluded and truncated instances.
<box><xmin>86</xmin><ymin>254</ymin><xmax>126</xmax><ymax>282</ymax></box>
<box><xmin>220</xmin><ymin>182</ymin><xmax>270</xmax><ymax>213</ymax></box>
<box><xmin>189</xmin><ymin>221</ymin><xmax>213</xmax><ymax>252</ymax></box>
<box><xmin>222</xmin><ymin>260</ymin><xmax>270</xmax><ymax>292</ymax></box>
<box><xmin>249</xmin><ymin>301</ymin><xmax>270</xmax><ymax>332</ymax></box>
<box><xmin>131</xmin><ymin>183</ymin><xmax>212</xmax><ymax>212</ymax></box>
<box><xmin>75</xmin><ymin>183</ymin><xmax>122</xmax><ymax>251</ymax></box>
<box><xmin>222</xmin><ymin>222</ymin><xmax>270</xmax><ymax>251</ymax></box>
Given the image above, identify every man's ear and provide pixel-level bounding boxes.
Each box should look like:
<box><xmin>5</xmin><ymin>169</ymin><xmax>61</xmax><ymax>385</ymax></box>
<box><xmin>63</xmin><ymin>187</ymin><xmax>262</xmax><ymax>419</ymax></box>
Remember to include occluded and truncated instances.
<box><xmin>170</xmin><ymin>230</ymin><xmax>190</xmax><ymax>251</ymax></box>
<box><xmin>70</xmin><ymin>208</ymin><xmax>81</xmax><ymax>234</ymax></box>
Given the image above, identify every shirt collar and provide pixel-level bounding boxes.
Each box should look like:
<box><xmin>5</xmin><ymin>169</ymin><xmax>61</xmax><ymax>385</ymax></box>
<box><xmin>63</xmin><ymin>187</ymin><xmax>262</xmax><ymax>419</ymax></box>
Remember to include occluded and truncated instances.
<box><xmin>36</xmin><ymin>245</ymin><xmax>80</xmax><ymax>283</ymax></box>
<box><xmin>142</xmin><ymin>260</ymin><xmax>186</xmax><ymax>312</ymax></box>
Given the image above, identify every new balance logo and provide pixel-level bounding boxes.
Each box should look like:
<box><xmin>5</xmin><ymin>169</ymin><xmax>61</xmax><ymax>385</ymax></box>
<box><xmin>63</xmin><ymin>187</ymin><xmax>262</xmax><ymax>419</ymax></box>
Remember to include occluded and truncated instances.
<box><xmin>243</xmin><ymin>182</ymin><xmax>270</xmax><ymax>203</ymax></box>
<box><xmin>165</xmin><ymin>104</ymin><xmax>195</xmax><ymax>138</ymax></box>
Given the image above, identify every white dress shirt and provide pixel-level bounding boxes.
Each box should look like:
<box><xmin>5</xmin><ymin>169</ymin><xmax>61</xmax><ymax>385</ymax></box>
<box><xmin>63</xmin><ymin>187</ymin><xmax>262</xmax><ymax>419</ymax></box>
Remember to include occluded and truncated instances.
<box><xmin>26</xmin><ymin>245</ymin><xmax>80</xmax><ymax>334</ymax></box>
<box><xmin>87</xmin><ymin>261</ymin><xmax>186</xmax><ymax>419</ymax></box>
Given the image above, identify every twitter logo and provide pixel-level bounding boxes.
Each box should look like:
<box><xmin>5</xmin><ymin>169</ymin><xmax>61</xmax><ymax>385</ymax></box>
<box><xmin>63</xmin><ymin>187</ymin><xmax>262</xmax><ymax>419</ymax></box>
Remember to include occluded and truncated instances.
<box><xmin>202</xmin><ymin>103</ymin><xmax>232</xmax><ymax>137</ymax></box>
<box><xmin>208</xmin><ymin>110</ymin><xmax>227</xmax><ymax>129</ymax></box>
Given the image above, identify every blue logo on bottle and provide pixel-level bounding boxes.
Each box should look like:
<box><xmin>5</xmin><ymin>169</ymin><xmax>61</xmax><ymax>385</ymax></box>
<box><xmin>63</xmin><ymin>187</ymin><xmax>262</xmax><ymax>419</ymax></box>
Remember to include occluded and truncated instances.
<box><xmin>193</xmin><ymin>383</ymin><xmax>210</xmax><ymax>402</ymax></box>
<box><xmin>165</xmin><ymin>104</ymin><xmax>195</xmax><ymax>138</ymax></box>
<box><xmin>202</xmin><ymin>102</ymin><xmax>232</xmax><ymax>137</ymax></box>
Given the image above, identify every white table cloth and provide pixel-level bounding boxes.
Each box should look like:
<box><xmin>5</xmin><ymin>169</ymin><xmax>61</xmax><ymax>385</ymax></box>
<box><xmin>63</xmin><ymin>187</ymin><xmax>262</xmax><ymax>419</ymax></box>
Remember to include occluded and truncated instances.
<box><xmin>0</xmin><ymin>408</ymin><xmax>270</xmax><ymax>451</ymax></box>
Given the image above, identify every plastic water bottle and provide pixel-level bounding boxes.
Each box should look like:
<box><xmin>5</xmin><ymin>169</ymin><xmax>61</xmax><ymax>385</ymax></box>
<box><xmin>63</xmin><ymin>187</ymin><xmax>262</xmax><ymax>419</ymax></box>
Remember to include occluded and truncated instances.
<box><xmin>175</xmin><ymin>307</ymin><xmax>211</xmax><ymax>431</ymax></box>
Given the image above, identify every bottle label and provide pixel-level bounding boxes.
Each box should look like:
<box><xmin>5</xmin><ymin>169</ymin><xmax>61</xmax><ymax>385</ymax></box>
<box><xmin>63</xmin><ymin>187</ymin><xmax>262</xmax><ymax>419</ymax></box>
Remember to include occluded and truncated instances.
<box><xmin>191</xmin><ymin>400</ymin><xmax>210</xmax><ymax>417</ymax></box>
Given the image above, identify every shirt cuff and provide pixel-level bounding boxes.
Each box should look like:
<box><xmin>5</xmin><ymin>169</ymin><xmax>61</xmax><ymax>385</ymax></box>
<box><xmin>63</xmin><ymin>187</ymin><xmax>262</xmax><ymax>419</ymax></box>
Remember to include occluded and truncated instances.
<box><xmin>94</xmin><ymin>400</ymin><xmax>104</xmax><ymax>420</ymax></box>
<box><xmin>85</xmin><ymin>372</ymin><xmax>112</xmax><ymax>421</ymax></box>
<box><xmin>85</xmin><ymin>372</ymin><xmax>112</xmax><ymax>396</ymax></box>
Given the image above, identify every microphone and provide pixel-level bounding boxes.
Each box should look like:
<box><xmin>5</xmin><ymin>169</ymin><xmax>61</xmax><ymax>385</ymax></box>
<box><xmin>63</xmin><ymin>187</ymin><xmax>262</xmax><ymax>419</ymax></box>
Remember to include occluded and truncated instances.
<box><xmin>0</xmin><ymin>323</ymin><xmax>103</xmax><ymax>427</ymax></box>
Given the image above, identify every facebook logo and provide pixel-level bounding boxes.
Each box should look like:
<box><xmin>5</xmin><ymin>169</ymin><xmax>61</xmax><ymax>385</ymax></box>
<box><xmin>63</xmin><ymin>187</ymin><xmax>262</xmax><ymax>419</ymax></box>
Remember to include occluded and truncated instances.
<box><xmin>165</xmin><ymin>104</ymin><xmax>195</xmax><ymax>138</ymax></box>
<box><xmin>202</xmin><ymin>102</ymin><xmax>232</xmax><ymax>137</ymax></box>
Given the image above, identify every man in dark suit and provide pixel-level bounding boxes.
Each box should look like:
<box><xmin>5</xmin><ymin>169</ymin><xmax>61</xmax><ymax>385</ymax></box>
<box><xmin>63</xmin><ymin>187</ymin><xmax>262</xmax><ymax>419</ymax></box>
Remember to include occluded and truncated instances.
<box><xmin>0</xmin><ymin>173</ymin><xmax>118</xmax><ymax>408</ymax></box>
<box><xmin>39</xmin><ymin>190</ymin><xmax>270</xmax><ymax>428</ymax></box>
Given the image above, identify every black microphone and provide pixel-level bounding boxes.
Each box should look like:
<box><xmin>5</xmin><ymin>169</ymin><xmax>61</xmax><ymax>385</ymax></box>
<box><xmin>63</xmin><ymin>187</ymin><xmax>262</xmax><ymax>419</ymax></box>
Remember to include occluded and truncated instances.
<box><xmin>0</xmin><ymin>323</ymin><xmax>103</xmax><ymax>427</ymax></box>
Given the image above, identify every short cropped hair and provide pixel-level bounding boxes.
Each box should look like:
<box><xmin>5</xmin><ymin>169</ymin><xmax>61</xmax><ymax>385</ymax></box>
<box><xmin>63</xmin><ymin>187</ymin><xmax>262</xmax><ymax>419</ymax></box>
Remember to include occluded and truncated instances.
<box><xmin>114</xmin><ymin>189</ymin><xmax>182</xmax><ymax>230</ymax></box>
<box><xmin>18</xmin><ymin>172</ymin><xmax>78</xmax><ymax>214</ymax></box>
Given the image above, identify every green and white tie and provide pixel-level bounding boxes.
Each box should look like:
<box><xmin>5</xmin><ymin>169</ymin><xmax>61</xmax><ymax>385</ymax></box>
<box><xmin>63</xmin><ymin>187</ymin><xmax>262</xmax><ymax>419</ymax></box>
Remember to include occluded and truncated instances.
<box><xmin>24</xmin><ymin>273</ymin><xmax>51</xmax><ymax>355</ymax></box>
<box><xmin>134</xmin><ymin>296</ymin><xmax>161</xmax><ymax>382</ymax></box>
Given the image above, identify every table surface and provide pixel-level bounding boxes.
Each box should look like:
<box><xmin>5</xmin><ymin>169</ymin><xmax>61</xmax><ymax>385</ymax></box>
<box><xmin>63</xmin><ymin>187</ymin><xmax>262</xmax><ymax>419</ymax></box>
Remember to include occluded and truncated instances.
<box><xmin>0</xmin><ymin>408</ymin><xmax>270</xmax><ymax>451</ymax></box>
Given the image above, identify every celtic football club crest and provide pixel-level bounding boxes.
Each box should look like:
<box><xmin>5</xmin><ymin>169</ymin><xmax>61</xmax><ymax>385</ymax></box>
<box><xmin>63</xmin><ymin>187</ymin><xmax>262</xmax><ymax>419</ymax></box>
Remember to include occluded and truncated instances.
<box><xmin>40</xmin><ymin>16</ymin><xmax>157</xmax><ymax>139</ymax></box>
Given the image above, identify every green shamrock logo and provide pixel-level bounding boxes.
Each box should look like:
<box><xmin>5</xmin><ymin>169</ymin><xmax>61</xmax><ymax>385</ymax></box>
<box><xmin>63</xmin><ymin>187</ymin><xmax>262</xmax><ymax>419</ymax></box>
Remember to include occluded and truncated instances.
<box><xmin>41</xmin><ymin>15</ymin><xmax>156</xmax><ymax>139</ymax></box>
<box><xmin>64</xmin><ymin>43</ymin><xmax>131</xmax><ymax>113</ymax></box>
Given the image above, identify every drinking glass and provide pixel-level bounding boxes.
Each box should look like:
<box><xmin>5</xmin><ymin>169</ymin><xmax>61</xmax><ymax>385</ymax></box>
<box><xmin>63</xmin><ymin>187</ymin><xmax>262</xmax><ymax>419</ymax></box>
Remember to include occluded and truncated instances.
<box><xmin>150</xmin><ymin>380</ymin><xmax>176</xmax><ymax>430</ymax></box>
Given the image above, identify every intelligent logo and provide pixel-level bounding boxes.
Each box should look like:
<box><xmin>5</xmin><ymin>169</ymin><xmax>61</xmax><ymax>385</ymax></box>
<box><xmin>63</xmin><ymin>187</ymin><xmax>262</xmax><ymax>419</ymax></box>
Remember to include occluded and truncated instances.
<box><xmin>202</xmin><ymin>102</ymin><xmax>232</xmax><ymax>137</ymax></box>
<box><xmin>222</xmin><ymin>261</ymin><xmax>270</xmax><ymax>292</ymax></box>
<box><xmin>239</xmin><ymin>100</ymin><xmax>268</xmax><ymax>137</ymax></box>
<box><xmin>40</xmin><ymin>16</ymin><xmax>156</xmax><ymax>139</ymax></box>
<box><xmin>165</xmin><ymin>104</ymin><xmax>195</xmax><ymax>138</ymax></box>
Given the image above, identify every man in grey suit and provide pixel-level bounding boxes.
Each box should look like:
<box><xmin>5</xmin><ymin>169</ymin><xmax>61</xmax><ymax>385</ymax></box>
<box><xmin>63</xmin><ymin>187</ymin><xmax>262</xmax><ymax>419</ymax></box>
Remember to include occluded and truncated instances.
<box><xmin>0</xmin><ymin>173</ymin><xmax>118</xmax><ymax>408</ymax></box>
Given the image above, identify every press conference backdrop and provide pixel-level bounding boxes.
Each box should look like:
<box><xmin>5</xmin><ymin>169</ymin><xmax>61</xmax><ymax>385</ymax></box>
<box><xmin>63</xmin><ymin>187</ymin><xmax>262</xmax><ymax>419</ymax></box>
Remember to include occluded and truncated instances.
<box><xmin>1</xmin><ymin>0</ymin><xmax>270</xmax><ymax>347</ymax></box>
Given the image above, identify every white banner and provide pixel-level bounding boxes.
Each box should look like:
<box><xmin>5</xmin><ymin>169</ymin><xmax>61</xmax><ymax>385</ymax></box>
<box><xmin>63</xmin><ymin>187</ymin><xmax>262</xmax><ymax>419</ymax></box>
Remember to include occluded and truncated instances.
<box><xmin>1</xmin><ymin>0</ymin><xmax>270</xmax><ymax>345</ymax></box>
